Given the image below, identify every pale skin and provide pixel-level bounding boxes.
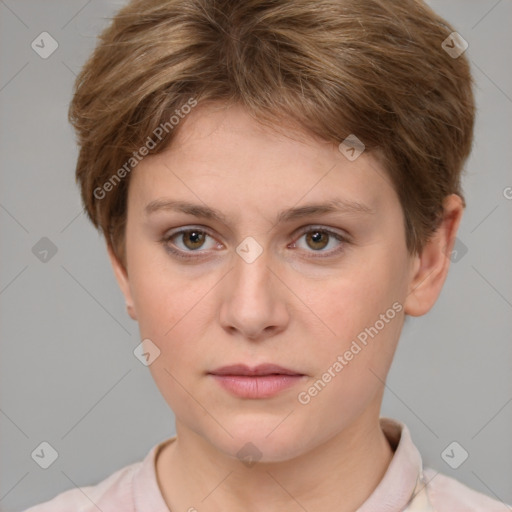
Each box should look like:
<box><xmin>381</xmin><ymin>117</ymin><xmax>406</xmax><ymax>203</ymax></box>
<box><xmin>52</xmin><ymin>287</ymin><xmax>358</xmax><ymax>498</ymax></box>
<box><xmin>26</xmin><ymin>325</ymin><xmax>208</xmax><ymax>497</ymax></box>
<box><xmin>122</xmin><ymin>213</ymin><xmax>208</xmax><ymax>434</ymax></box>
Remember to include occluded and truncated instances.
<box><xmin>107</xmin><ymin>102</ymin><xmax>463</xmax><ymax>512</ymax></box>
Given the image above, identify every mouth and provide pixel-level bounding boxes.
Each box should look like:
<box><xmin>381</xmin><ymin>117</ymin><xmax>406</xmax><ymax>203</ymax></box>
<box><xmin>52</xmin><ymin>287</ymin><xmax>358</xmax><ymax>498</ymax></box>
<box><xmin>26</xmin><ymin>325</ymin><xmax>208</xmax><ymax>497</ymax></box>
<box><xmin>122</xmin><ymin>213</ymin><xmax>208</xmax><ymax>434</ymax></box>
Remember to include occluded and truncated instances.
<box><xmin>209</xmin><ymin>363</ymin><xmax>304</xmax><ymax>377</ymax></box>
<box><xmin>208</xmin><ymin>363</ymin><xmax>306</xmax><ymax>399</ymax></box>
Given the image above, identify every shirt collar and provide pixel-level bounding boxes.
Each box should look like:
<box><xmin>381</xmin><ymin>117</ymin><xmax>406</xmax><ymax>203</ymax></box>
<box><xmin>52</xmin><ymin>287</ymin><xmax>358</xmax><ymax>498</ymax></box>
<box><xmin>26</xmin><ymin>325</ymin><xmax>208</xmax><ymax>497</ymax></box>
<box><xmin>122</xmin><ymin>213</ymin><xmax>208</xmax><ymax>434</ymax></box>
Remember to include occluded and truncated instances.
<box><xmin>357</xmin><ymin>417</ymin><xmax>425</xmax><ymax>511</ymax></box>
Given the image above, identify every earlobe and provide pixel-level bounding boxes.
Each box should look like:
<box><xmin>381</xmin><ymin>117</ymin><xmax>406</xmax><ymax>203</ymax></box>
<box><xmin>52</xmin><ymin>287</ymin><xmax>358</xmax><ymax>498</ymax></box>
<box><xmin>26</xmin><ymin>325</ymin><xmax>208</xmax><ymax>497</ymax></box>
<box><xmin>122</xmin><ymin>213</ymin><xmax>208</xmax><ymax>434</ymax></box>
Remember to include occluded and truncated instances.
<box><xmin>403</xmin><ymin>194</ymin><xmax>464</xmax><ymax>317</ymax></box>
<box><xmin>106</xmin><ymin>243</ymin><xmax>137</xmax><ymax>321</ymax></box>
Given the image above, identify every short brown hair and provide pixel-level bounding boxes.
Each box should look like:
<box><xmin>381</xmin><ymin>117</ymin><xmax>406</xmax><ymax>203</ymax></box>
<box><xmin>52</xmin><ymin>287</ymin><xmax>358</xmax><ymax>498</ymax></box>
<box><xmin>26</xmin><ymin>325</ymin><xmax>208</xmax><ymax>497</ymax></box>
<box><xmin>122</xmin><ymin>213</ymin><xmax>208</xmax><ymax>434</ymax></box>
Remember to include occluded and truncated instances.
<box><xmin>68</xmin><ymin>0</ymin><xmax>475</xmax><ymax>268</ymax></box>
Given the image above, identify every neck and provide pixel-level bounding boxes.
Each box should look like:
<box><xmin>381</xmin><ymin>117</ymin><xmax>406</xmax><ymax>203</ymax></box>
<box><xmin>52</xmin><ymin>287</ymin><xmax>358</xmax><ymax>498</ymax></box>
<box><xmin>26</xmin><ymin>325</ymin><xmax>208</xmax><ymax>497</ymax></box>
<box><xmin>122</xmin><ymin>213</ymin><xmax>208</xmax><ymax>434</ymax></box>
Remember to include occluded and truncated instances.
<box><xmin>156</xmin><ymin>409</ymin><xmax>394</xmax><ymax>512</ymax></box>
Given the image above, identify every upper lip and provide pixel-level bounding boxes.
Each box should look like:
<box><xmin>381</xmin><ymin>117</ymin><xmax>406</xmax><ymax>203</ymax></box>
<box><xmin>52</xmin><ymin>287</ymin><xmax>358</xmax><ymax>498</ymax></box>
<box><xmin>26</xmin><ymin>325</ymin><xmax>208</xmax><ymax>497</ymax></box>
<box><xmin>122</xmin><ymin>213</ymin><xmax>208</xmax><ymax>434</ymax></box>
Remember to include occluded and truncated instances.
<box><xmin>209</xmin><ymin>364</ymin><xmax>303</xmax><ymax>376</ymax></box>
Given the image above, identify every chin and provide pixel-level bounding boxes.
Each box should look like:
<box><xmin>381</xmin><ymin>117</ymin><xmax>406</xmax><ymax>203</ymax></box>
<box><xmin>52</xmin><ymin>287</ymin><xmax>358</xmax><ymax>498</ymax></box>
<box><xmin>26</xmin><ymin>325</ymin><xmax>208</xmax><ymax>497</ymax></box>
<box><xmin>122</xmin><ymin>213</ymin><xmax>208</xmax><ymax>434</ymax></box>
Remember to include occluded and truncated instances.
<box><xmin>205</xmin><ymin>419</ymin><xmax>308</xmax><ymax>464</ymax></box>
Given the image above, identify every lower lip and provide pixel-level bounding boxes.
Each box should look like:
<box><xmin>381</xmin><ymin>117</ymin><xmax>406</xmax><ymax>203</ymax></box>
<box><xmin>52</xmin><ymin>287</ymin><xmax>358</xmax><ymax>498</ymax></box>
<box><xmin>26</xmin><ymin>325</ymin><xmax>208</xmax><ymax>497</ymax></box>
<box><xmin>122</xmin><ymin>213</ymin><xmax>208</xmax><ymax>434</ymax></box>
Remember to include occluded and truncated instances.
<box><xmin>209</xmin><ymin>374</ymin><xmax>305</xmax><ymax>398</ymax></box>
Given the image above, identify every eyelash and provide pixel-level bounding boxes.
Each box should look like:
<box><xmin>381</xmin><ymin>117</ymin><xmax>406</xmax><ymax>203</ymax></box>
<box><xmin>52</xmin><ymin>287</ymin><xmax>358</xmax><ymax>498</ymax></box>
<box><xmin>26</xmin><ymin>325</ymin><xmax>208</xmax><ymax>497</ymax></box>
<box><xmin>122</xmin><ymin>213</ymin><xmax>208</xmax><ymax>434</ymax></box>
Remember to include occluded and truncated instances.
<box><xmin>160</xmin><ymin>225</ymin><xmax>350</xmax><ymax>261</ymax></box>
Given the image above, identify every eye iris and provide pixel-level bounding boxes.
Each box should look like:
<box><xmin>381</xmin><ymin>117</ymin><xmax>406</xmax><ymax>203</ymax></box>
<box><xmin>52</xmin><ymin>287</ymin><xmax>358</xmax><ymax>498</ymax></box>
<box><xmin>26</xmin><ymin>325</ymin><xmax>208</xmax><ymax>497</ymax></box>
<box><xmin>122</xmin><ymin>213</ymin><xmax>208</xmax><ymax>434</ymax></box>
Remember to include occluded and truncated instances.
<box><xmin>183</xmin><ymin>230</ymin><xmax>206</xmax><ymax>250</ymax></box>
<box><xmin>306</xmin><ymin>230</ymin><xmax>329</xmax><ymax>250</ymax></box>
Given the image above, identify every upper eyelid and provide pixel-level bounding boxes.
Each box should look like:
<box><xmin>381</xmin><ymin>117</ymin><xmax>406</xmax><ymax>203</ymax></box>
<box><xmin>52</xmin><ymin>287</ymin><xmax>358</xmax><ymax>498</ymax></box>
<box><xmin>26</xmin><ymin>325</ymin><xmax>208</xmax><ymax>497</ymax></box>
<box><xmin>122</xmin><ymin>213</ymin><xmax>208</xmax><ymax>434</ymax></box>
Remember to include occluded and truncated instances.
<box><xmin>165</xmin><ymin>225</ymin><xmax>218</xmax><ymax>242</ymax></box>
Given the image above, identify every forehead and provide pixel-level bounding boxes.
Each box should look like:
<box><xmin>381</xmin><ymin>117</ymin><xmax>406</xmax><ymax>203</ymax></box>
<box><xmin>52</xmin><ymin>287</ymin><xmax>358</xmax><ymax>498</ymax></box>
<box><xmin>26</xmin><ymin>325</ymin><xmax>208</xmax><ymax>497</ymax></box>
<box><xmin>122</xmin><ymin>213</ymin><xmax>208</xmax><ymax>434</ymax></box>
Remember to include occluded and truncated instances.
<box><xmin>167</xmin><ymin>102</ymin><xmax>333</xmax><ymax>166</ymax></box>
<box><xmin>128</xmin><ymin>103</ymin><xmax>397</xmax><ymax>219</ymax></box>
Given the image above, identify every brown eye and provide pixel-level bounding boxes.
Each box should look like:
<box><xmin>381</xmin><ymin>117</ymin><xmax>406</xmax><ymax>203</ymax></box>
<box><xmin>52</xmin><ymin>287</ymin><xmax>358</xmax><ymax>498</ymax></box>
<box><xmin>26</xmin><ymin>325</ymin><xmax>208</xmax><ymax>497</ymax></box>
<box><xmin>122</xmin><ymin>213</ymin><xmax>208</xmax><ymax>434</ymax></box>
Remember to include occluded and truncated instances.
<box><xmin>305</xmin><ymin>230</ymin><xmax>330</xmax><ymax>251</ymax></box>
<box><xmin>161</xmin><ymin>227</ymin><xmax>219</xmax><ymax>258</ymax></box>
<box><xmin>180</xmin><ymin>230</ymin><xmax>207</xmax><ymax>250</ymax></box>
<box><xmin>292</xmin><ymin>226</ymin><xmax>349</xmax><ymax>258</ymax></box>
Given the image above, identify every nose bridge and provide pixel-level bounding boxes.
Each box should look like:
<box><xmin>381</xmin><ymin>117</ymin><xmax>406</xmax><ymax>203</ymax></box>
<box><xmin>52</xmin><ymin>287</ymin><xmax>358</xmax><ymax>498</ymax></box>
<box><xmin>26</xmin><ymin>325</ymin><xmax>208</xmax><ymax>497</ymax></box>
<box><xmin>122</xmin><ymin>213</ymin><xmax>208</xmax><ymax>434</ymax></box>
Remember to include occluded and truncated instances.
<box><xmin>219</xmin><ymin>236</ymin><xmax>288</xmax><ymax>339</ymax></box>
<box><xmin>232</xmin><ymin>236</ymin><xmax>275</xmax><ymax>301</ymax></box>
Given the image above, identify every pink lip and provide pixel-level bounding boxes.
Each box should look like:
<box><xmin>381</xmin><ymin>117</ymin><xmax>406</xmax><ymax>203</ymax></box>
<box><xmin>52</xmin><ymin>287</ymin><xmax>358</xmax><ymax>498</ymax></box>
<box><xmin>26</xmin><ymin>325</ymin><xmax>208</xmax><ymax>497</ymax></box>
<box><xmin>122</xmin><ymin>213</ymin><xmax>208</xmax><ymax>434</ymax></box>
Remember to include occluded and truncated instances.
<box><xmin>210</xmin><ymin>363</ymin><xmax>302</xmax><ymax>376</ymax></box>
<box><xmin>208</xmin><ymin>364</ymin><xmax>306</xmax><ymax>399</ymax></box>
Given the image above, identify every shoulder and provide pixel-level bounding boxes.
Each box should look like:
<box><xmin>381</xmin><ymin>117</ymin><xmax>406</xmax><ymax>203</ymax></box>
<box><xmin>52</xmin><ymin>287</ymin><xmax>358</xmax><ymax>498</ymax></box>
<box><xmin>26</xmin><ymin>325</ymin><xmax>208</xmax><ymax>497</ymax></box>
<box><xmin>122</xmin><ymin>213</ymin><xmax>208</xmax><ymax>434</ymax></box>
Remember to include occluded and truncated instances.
<box><xmin>424</xmin><ymin>467</ymin><xmax>511</xmax><ymax>511</ymax></box>
<box><xmin>22</xmin><ymin>461</ymin><xmax>140</xmax><ymax>512</ymax></box>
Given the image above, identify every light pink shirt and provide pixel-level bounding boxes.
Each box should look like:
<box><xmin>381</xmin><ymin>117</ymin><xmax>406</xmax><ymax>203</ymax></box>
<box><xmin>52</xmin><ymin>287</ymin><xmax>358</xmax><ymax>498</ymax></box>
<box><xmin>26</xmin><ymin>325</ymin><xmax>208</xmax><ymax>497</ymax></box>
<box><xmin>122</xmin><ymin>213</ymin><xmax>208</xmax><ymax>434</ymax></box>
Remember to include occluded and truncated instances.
<box><xmin>23</xmin><ymin>417</ymin><xmax>509</xmax><ymax>511</ymax></box>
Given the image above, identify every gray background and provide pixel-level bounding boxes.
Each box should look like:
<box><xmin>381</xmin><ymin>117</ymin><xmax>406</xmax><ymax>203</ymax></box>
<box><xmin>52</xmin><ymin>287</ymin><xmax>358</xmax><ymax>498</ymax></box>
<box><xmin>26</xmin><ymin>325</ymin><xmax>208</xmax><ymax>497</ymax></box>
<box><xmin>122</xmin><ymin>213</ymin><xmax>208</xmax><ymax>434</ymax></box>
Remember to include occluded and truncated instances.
<box><xmin>1</xmin><ymin>0</ymin><xmax>511</xmax><ymax>510</ymax></box>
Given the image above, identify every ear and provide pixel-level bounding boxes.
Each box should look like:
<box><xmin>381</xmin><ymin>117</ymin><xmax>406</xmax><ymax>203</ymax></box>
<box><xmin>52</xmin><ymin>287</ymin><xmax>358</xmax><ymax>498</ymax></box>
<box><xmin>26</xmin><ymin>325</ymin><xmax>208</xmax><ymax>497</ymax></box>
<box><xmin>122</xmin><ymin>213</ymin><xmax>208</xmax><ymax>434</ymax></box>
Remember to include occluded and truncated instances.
<box><xmin>106</xmin><ymin>243</ymin><xmax>137</xmax><ymax>321</ymax></box>
<box><xmin>404</xmin><ymin>194</ymin><xmax>464</xmax><ymax>317</ymax></box>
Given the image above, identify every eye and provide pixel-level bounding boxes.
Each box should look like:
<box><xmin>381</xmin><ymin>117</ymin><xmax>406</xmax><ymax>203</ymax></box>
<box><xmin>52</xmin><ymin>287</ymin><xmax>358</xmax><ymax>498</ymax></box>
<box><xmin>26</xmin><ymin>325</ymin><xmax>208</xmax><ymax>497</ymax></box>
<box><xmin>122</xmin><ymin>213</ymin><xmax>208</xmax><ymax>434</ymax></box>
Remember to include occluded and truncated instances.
<box><xmin>290</xmin><ymin>226</ymin><xmax>348</xmax><ymax>257</ymax></box>
<box><xmin>160</xmin><ymin>225</ymin><xmax>349</xmax><ymax>260</ymax></box>
<box><xmin>161</xmin><ymin>227</ymin><xmax>219</xmax><ymax>258</ymax></box>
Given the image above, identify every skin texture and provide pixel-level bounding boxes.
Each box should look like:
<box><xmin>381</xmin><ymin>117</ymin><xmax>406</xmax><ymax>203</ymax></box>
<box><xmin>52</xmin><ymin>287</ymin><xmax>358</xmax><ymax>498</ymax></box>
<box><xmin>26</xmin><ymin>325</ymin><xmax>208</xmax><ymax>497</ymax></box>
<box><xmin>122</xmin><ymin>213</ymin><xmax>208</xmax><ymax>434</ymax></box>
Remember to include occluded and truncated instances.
<box><xmin>107</xmin><ymin>102</ymin><xmax>463</xmax><ymax>512</ymax></box>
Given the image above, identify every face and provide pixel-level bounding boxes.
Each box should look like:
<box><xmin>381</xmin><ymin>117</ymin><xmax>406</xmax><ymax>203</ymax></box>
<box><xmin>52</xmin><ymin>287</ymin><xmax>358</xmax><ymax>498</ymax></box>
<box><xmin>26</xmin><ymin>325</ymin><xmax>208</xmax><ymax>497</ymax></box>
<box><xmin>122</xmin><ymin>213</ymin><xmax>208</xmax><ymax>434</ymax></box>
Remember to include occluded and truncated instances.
<box><xmin>108</xmin><ymin>102</ymin><xmax>453</xmax><ymax>462</ymax></box>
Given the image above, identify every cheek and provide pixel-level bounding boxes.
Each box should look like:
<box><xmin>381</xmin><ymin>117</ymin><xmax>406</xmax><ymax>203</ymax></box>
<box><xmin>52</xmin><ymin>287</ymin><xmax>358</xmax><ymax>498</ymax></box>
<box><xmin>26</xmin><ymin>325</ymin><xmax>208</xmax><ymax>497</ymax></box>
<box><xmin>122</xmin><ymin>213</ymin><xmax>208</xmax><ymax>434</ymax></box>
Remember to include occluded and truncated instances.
<box><xmin>293</xmin><ymin>268</ymin><xmax>404</xmax><ymax>423</ymax></box>
<box><xmin>131</xmin><ymin>275</ymin><xmax>170</xmax><ymax>337</ymax></box>
<box><xmin>128</xmin><ymin>245</ymin><xmax>197</xmax><ymax>333</ymax></box>
<box><xmin>129</xmin><ymin>264</ymin><xmax>214</xmax><ymax>364</ymax></box>
<box><xmin>129</xmin><ymin>268</ymin><xmax>210</xmax><ymax>412</ymax></box>
<box><xmin>298</xmin><ymin>255</ymin><xmax>406</xmax><ymax>375</ymax></box>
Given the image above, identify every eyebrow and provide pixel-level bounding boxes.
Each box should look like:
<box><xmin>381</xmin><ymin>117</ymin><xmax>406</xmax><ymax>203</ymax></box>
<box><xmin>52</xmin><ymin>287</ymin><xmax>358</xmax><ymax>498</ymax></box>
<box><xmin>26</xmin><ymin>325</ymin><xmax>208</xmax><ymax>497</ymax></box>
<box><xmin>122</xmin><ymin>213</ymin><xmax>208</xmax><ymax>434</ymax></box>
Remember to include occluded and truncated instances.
<box><xmin>144</xmin><ymin>197</ymin><xmax>376</xmax><ymax>223</ymax></box>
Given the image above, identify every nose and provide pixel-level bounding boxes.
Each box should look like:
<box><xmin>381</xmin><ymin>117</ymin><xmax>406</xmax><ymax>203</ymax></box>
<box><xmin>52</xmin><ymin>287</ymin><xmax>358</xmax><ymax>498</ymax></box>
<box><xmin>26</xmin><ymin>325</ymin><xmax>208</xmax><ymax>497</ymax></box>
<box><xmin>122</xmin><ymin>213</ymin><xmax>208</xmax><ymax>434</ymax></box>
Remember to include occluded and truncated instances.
<box><xmin>219</xmin><ymin>245</ymin><xmax>290</xmax><ymax>342</ymax></box>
